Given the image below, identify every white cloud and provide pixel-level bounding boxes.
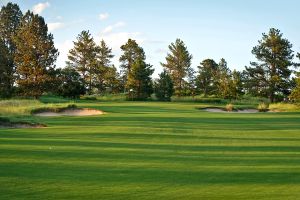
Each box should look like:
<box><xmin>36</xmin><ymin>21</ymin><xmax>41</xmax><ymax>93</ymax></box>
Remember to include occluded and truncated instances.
<box><xmin>101</xmin><ymin>21</ymin><xmax>126</xmax><ymax>34</ymax></box>
<box><xmin>98</xmin><ymin>32</ymin><xmax>144</xmax><ymax>50</ymax></box>
<box><xmin>48</xmin><ymin>22</ymin><xmax>64</xmax><ymax>32</ymax></box>
<box><xmin>56</xmin><ymin>40</ymin><xmax>73</xmax><ymax>67</ymax></box>
<box><xmin>99</xmin><ymin>13</ymin><xmax>109</xmax><ymax>21</ymax></box>
<box><xmin>32</xmin><ymin>2</ymin><xmax>50</xmax><ymax>15</ymax></box>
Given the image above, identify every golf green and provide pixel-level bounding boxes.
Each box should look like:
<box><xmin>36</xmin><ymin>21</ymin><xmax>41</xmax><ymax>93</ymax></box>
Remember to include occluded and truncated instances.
<box><xmin>1</xmin><ymin>101</ymin><xmax>300</xmax><ymax>199</ymax></box>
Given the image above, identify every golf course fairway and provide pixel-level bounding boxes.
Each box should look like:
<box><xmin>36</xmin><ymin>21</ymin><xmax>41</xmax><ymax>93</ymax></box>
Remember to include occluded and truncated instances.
<box><xmin>1</xmin><ymin>101</ymin><xmax>300</xmax><ymax>200</ymax></box>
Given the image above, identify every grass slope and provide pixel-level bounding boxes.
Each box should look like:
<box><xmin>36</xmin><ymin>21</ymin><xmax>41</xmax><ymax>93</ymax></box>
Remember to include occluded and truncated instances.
<box><xmin>1</xmin><ymin>101</ymin><xmax>300</xmax><ymax>199</ymax></box>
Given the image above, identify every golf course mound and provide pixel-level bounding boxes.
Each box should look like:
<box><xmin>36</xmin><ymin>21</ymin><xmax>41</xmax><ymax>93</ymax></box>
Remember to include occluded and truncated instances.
<box><xmin>202</xmin><ymin>107</ymin><xmax>259</xmax><ymax>113</ymax></box>
<box><xmin>33</xmin><ymin>108</ymin><xmax>104</xmax><ymax>117</ymax></box>
<box><xmin>0</xmin><ymin>118</ymin><xmax>46</xmax><ymax>129</ymax></box>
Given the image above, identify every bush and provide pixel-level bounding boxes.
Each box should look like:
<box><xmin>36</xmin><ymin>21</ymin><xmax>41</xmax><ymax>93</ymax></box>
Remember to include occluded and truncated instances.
<box><xmin>225</xmin><ymin>103</ymin><xmax>234</xmax><ymax>112</ymax></box>
<box><xmin>257</xmin><ymin>102</ymin><xmax>269</xmax><ymax>112</ymax></box>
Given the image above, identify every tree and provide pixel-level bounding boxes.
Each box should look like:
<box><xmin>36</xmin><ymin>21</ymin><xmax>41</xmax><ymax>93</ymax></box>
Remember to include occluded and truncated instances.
<box><xmin>290</xmin><ymin>54</ymin><xmax>300</xmax><ymax>101</ymax></box>
<box><xmin>94</xmin><ymin>39</ymin><xmax>114</xmax><ymax>93</ymax></box>
<box><xmin>215</xmin><ymin>58</ymin><xmax>231</xmax><ymax>98</ymax></box>
<box><xmin>196</xmin><ymin>59</ymin><xmax>218</xmax><ymax>96</ymax></box>
<box><xmin>0</xmin><ymin>2</ymin><xmax>22</xmax><ymax>97</ymax></box>
<box><xmin>13</xmin><ymin>11</ymin><xmax>58</xmax><ymax>98</ymax></box>
<box><xmin>228</xmin><ymin>70</ymin><xmax>244</xmax><ymax>99</ymax></box>
<box><xmin>68</xmin><ymin>30</ymin><xmax>97</xmax><ymax>94</ymax></box>
<box><xmin>119</xmin><ymin>39</ymin><xmax>145</xmax><ymax>91</ymax></box>
<box><xmin>103</xmin><ymin>65</ymin><xmax>122</xmax><ymax>94</ymax></box>
<box><xmin>126</xmin><ymin>59</ymin><xmax>154</xmax><ymax>100</ymax></box>
<box><xmin>57</xmin><ymin>66</ymin><xmax>85</xmax><ymax>99</ymax></box>
<box><xmin>0</xmin><ymin>39</ymin><xmax>10</xmax><ymax>97</ymax></box>
<box><xmin>161</xmin><ymin>39</ymin><xmax>192</xmax><ymax>96</ymax></box>
<box><xmin>245</xmin><ymin>28</ymin><xmax>294</xmax><ymax>102</ymax></box>
<box><xmin>154</xmin><ymin>70</ymin><xmax>174</xmax><ymax>101</ymax></box>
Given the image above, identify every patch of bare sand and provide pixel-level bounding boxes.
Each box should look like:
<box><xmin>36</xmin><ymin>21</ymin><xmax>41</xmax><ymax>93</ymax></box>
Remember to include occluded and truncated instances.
<box><xmin>34</xmin><ymin>108</ymin><xmax>104</xmax><ymax>117</ymax></box>
<box><xmin>203</xmin><ymin>108</ymin><xmax>259</xmax><ymax>113</ymax></box>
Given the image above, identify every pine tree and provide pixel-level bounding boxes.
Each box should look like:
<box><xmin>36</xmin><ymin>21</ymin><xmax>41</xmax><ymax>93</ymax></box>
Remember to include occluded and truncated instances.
<box><xmin>216</xmin><ymin>58</ymin><xmax>231</xmax><ymax>98</ymax></box>
<box><xmin>290</xmin><ymin>54</ymin><xmax>300</xmax><ymax>101</ymax></box>
<box><xmin>68</xmin><ymin>30</ymin><xmax>97</xmax><ymax>94</ymax></box>
<box><xmin>161</xmin><ymin>39</ymin><xmax>192</xmax><ymax>96</ymax></box>
<box><xmin>126</xmin><ymin>59</ymin><xmax>154</xmax><ymax>100</ymax></box>
<box><xmin>0</xmin><ymin>2</ymin><xmax>22</xmax><ymax>97</ymax></box>
<box><xmin>0</xmin><ymin>39</ymin><xmax>10</xmax><ymax>97</ymax></box>
<box><xmin>119</xmin><ymin>39</ymin><xmax>145</xmax><ymax>91</ymax></box>
<box><xmin>57</xmin><ymin>65</ymin><xmax>85</xmax><ymax>99</ymax></box>
<box><xmin>196</xmin><ymin>59</ymin><xmax>218</xmax><ymax>96</ymax></box>
<box><xmin>245</xmin><ymin>28</ymin><xmax>294</xmax><ymax>102</ymax></box>
<box><xmin>94</xmin><ymin>39</ymin><xmax>114</xmax><ymax>93</ymax></box>
<box><xmin>154</xmin><ymin>70</ymin><xmax>174</xmax><ymax>101</ymax></box>
<box><xmin>13</xmin><ymin>11</ymin><xmax>58</xmax><ymax>98</ymax></box>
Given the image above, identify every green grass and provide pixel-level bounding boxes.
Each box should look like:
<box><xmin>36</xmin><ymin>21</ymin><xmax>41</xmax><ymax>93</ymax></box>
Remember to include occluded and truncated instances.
<box><xmin>1</xmin><ymin>100</ymin><xmax>300</xmax><ymax>199</ymax></box>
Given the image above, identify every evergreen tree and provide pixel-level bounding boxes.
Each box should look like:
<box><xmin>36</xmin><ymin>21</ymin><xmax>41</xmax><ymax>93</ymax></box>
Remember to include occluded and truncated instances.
<box><xmin>57</xmin><ymin>66</ymin><xmax>85</xmax><ymax>99</ymax></box>
<box><xmin>119</xmin><ymin>39</ymin><xmax>145</xmax><ymax>90</ymax></box>
<box><xmin>196</xmin><ymin>59</ymin><xmax>218</xmax><ymax>96</ymax></box>
<box><xmin>245</xmin><ymin>28</ymin><xmax>294</xmax><ymax>102</ymax></box>
<box><xmin>154</xmin><ymin>70</ymin><xmax>174</xmax><ymax>101</ymax></box>
<box><xmin>0</xmin><ymin>2</ymin><xmax>22</xmax><ymax>97</ymax></box>
<box><xmin>94</xmin><ymin>39</ymin><xmax>114</xmax><ymax>93</ymax></box>
<box><xmin>216</xmin><ymin>58</ymin><xmax>231</xmax><ymax>98</ymax></box>
<box><xmin>104</xmin><ymin>65</ymin><xmax>122</xmax><ymax>94</ymax></box>
<box><xmin>126</xmin><ymin>59</ymin><xmax>154</xmax><ymax>100</ymax></box>
<box><xmin>228</xmin><ymin>70</ymin><xmax>244</xmax><ymax>99</ymax></box>
<box><xmin>161</xmin><ymin>39</ymin><xmax>192</xmax><ymax>96</ymax></box>
<box><xmin>68</xmin><ymin>30</ymin><xmax>97</xmax><ymax>94</ymax></box>
<box><xmin>0</xmin><ymin>39</ymin><xmax>10</xmax><ymax>97</ymax></box>
<box><xmin>13</xmin><ymin>11</ymin><xmax>58</xmax><ymax>98</ymax></box>
<box><xmin>290</xmin><ymin>54</ymin><xmax>300</xmax><ymax>101</ymax></box>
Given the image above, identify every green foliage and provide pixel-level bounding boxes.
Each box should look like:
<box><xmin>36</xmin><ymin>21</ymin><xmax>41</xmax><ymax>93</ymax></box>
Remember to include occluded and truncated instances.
<box><xmin>14</xmin><ymin>11</ymin><xmax>58</xmax><ymax>98</ymax></box>
<box><xmin>57</xmin><ymin>66</ymin><xmax>86</xmax><ymax>99</ymax></box>
<box><xmin>126</xmin><ymin>59</ymin><xmax>154</xmax><ymax>100</ymax></box>
<box><xmin>154</xmin><ymin>70</ymin><xmax>174</xmax><ymax>101</ymax></box>
<box><xmin>161</xmin><ymin>39</ymin><xmax>192</xmax><ymax>96</ymax></box>
<box><xmin>68</xmin><ymin>30</ymin><xmax>97</xmax><ymax>94</ymax></box>
<box><xmin>245</xmin><ymin>28</ymin><xmax>294</xmax><ymax>102</ymax></box>
<box><xmin>119</xmin><ymin>39</ymin><xmax>145</xmax><ymax>90</ymax></box>
<box><xmin>289</xmin><ymin>56</ymin><xmax>300</xmax><ymax>100</ymax></box>
<box><xmin>196</xmin><ymin>59</ymin><xmax>218</xmax><ymax>96</ymax></box>
<box><xmin>0</xmin><ymin>2</ymin><xmax>22</xmax><ymax>97</ymax></box>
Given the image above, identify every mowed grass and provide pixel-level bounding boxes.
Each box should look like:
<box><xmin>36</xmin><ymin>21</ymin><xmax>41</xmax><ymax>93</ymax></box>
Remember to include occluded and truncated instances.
<box><xmin>1</xmin><ymin>101</ymin><xmax>300</xmax><ymax>199</ymax></box>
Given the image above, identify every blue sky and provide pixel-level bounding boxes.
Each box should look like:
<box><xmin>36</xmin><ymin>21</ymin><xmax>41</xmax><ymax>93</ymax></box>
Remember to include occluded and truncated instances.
<box><xmin>1</xmin><ymin>0</ymin><xmax>300</xmax><ymax>76</ymax></box>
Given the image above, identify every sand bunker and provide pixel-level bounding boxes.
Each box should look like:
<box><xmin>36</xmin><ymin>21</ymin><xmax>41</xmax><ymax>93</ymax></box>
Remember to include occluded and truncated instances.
<box><xmin>203</xmin><ymin>108</ymin><xmax>259</xmax><ymax>113</ymax></box>
<box><xmin>34</xmin><ymin>108</ymin><xmax>104</xmax><ymax>117</ymax></box>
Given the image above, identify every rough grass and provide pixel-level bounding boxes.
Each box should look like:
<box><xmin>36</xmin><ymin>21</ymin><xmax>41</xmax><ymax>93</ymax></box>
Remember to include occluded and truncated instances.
<box><xmin>269</xmin><ymin>103</ymin><xmax>300</xmax><ymax>112</ymax></box>
<box><xmin>0</xmin><ymin>99</ymin><xmax>76</xmax><ymax>116</ymax></box>
<box><xmin>1</xmin><ymin>100</ymin><xmax>300</xmax><ymax>199</ymax></box>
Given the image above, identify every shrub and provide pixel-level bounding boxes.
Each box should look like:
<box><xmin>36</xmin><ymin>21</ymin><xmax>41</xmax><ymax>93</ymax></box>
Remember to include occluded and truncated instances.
<box><xmin>225</xmin><ymin>103</ymin><xmax>234</xmax><ymax>112</ymax></box>
<box><xmin>257</xmin><ymin>102</ymin><xmax>269</xmax><ymax>112</ymax></box>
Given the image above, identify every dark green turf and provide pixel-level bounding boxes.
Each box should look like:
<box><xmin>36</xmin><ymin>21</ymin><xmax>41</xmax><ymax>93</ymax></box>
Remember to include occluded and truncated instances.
<box><xmin>1</xmin><ymin>102</ymin><xmax>300</xmax><ymax>199</ymax></box>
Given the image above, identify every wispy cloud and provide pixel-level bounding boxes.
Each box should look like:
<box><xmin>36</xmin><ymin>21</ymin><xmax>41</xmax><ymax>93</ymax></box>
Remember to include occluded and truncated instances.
<box><xmin>101</xmin><ymin>21</ymin><xmax>126</xmax><ymax>34</ymax></box>
<box><xmin>32</xmin><ymin>2</ymin><xmax>50</xmax><ymax>15</ymax></box>
<box><xmin>48</xmin><ymin>22</ymin><xmax>65</xmax><ymax>32</ymax></box>
<box><xmin>99</xmin><ymin>13</ymin><xmax>109</xmax><ymax>21</ymax></box>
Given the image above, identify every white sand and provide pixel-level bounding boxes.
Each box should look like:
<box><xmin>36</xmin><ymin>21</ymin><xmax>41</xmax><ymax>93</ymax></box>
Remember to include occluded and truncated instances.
<box><xmin>34</xmin><ymin>109</ymin><xmax>104</xmax><ymax>117</ymax></box>
<box><xmin>203</xmin><ymin>108</ymin><xmax>259</xmax><ymax>113</ymax></box>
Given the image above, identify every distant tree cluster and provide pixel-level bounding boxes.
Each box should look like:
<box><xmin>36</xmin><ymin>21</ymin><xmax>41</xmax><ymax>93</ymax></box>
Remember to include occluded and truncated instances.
<box><xmin>1</xmin><ymin>2</ymin><xmax>300</xmax><ymax>102</ymax></box>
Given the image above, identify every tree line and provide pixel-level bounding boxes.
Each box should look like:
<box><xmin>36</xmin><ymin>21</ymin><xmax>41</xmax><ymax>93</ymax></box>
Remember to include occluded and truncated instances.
<box><xmin>1</xmin><ymin>2</ymin><xmax>300</xmax><ymax>102</ymax></box>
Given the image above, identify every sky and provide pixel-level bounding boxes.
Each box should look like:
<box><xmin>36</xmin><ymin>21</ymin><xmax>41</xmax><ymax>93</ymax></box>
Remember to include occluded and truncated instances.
<box><xmin>1</xmin><ymin>0</ymin><xmax>300</xmax><ymax>77</ymax></box>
